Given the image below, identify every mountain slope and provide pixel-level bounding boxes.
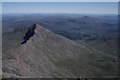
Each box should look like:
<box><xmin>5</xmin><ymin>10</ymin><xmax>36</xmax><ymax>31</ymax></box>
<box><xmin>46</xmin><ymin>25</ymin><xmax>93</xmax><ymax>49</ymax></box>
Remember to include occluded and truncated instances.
<box><xmin>3</xmin><ymin>24</ymin><xmax>117</xmax><ymax>78</ymax></box>
<box><xmin>3</xmin><ymin>15</ymin><xmax>118</xmax><ymax>55</ymax></box>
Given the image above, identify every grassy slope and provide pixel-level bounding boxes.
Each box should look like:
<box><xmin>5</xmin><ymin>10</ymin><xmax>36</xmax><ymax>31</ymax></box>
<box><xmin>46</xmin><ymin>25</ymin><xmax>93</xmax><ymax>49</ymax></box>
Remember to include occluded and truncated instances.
<box><xmin>86</xmin><ymin>38</ymin><xmax>118</xmax><ymax>56</ymax></box>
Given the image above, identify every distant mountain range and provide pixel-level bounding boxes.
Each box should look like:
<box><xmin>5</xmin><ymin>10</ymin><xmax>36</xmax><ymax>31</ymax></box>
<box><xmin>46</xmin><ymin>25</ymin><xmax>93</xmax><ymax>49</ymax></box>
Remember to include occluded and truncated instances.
<box><xmin>2</xmin><ymin>24</ymin><xmax>117</xmax><ymax>78</ymax></box>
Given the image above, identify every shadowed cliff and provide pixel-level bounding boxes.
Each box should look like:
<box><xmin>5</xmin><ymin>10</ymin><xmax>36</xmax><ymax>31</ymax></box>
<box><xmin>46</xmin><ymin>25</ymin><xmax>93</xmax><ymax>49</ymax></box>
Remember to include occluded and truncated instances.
<box><xmin>21</xmin><ymin>24</ymin><xmax>36</xmax><ymax>44</ymax></box>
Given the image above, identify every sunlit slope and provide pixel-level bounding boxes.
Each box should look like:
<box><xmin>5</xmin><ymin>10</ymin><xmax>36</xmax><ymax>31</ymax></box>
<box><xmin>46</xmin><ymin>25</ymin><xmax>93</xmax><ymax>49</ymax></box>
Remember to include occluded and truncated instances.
<box><xmin>3</xmin><ymin>24</ymin><xmax>117</xmax><ymax>78</ymax></box>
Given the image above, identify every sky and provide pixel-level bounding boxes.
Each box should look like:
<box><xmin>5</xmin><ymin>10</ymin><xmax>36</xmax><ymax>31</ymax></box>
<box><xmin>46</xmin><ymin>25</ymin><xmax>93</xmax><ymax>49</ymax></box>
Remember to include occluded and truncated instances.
<box><xmin>2</xmin><ymin>2</ymin><xmax>118</xmax><ymax>14</ymax></box>
<box><xmin>2</xmin><ymin>0</ymin><xmax>120</xmax><ymax>2</ymax></box>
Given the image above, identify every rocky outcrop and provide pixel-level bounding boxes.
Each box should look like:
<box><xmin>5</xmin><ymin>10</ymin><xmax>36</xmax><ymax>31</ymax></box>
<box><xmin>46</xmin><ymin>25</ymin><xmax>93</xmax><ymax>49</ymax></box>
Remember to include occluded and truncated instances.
<box><xmin>21</xmin><ymin>24</ymin><xmax>36</xmax><ymax>44</ymax></box>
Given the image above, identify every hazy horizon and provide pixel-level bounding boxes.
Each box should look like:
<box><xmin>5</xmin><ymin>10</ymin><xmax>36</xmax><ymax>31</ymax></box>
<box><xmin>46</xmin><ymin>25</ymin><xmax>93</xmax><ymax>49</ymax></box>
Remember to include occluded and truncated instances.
<box><xmin>2</xmin><ymin>13</ymin><xmax>118</xmax><ymax>16</ymax></box>
<box><xmin>2</xmin><ymin>2</ymin><xmax>118</xmax><ymax>15</ymax></box>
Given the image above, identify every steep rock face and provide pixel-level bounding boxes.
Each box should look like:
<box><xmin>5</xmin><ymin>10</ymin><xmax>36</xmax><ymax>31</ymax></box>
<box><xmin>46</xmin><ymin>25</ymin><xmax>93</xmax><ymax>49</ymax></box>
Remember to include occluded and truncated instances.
<box><xmin>3</xmin><ymin>24</ymin><xmax>117</xmax><ymax>78</ymax></box>
<box><xmin>21</xmin><ymin>24</ymin><xmax>36</xmax><ymax>44</ymax></box>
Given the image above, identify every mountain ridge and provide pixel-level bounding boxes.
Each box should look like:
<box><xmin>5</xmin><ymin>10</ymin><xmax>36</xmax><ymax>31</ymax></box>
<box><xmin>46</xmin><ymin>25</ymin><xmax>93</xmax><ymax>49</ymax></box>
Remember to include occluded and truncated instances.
<box><xmin>3</xmin><ymin>24</ymin><xmax>117</xmax><ymax>78</ymax></box>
